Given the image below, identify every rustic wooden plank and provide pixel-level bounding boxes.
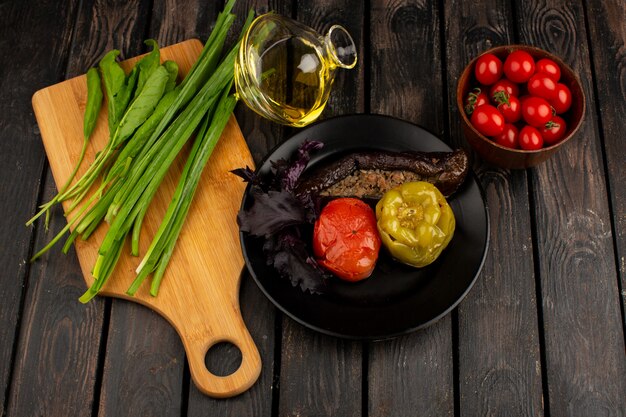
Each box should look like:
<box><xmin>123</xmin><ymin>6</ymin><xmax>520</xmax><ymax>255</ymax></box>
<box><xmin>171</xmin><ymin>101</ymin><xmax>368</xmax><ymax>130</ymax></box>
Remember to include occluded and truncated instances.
<box><xmin>13</xmin><ymin>0</ymin><xmax>163</xmax><ymax>414</ymax></box>
<box><xmin>86</xmin><ymin>1</ymin><xmax>196</xmax><ymax>416</ymax></box>
<box><xmin>369</xmin><ymin>321</ymin><xmax>454</xmax><ymax>417</ymax></box>
<box><xmin>50</xmin><ymin>0</ymin><xmax>184</xmax><ymax>416</ymax></box>
<box><xmin>0</xmin><ymin>1</ymin><xmax>96</xmax><ymax>416</ymax></box>
<box><xmin>7</xmin><ymin>186</ymin><xmax>107</xmax><ymax>417</ymax></box>
<box><xmin>369</xmin><ymin>0</ymin><xmax>445</xmax><ymax>136</ymax></box>
<box><xmin>181</xmin><ymin>1</ymin><xmax>286</xmax><ymax>415</ymax></box>
<box><xmin>442</xmin><ymin>0</ymin><xmax>546</xmax><ymax>415</ymax></box>
<box><xmin>367</xmin><ymin>1</ymin><xmax>454</xmax><ymax>416</ymax></box>
<box><xmin>277</xmin><ymin>1</ymin><xmax>365</xmax><ymax>416</ymax></box>
<box><xmin>98</xmin><ymin>304</ymin><xmax>184</xmax><ymax>417</ymax></box>
<box><xmin>513</xmin><ymin>0</ymin><xmax>626</xmax><ymax>415</ymax></box>
<box><xmin>151</xmin><ymin>0</ymin><xmax>219</xmax><ymax>45</ymax></box>
<box><xmin>584</xmin><ymin>0</ymin><xmax>626</xmax><ymax>330</ymax></box>
<box><xmin>280</xmin><ymin>328</ymin><xmax>363</xmax><ymax>417</ymax></box>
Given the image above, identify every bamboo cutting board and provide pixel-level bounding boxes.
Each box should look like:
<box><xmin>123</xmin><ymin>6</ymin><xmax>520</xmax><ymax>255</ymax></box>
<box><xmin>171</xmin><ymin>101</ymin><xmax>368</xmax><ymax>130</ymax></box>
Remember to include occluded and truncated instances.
<box><xmin>31</xmin><ymin>39</ymin><xmax>260</xmax><ymax>398</ymax></box>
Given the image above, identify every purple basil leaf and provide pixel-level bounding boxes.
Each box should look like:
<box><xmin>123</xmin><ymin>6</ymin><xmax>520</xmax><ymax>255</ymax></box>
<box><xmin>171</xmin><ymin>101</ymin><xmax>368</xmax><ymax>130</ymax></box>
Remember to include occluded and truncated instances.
<box><xmin>270</xmin><ymin>230</ymin><xmax>327</xmax><ymax>293</ymax></box>
<box><xmin>295</xmin><ymin>191</ymin><xmax>318</xmax><ymax>223</ymax></box>
<box><xmin>230</xmin><ymin>166</ymin><xmax>260</xmax><ymax>185</ymax></box>
<box><xmin>279</xmin><ymin>140</ymin><xmax>324</xmax><ymax>191</ymax></box>
<box><xmin>235</xmin><ymin>140</ymin><xmax>327</xmax><ymax>293</ymax></box>
<box><xmin>273</xmin><ymin>252</ymin><xmax>325</xmax><ymax>294</ymax></box>
<box><xmin>269</xmin><ymin>158</ymin><xmax>289</xmax><ymax>190</ymax></box>
<box><xmin>237</xmin><ymin>188</ymin><xmax>306</xmax><ymax>236</ymax></box>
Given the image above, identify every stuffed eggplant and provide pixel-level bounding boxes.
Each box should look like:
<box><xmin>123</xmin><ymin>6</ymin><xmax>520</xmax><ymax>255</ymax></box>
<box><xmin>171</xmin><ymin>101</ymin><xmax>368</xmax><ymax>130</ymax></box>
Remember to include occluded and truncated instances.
<box><xmin>295</xmin><ymin>149</ymin><xmax>469</xmax><ymax>199</ymax></box>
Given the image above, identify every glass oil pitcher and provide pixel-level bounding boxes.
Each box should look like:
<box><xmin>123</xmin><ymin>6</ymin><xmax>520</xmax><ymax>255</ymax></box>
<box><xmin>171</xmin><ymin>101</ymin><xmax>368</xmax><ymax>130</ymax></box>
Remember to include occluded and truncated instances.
<box><xmin>234</xmin><ymin>13</ymin><xmax>357</xmax><ymax>127</ymax></box>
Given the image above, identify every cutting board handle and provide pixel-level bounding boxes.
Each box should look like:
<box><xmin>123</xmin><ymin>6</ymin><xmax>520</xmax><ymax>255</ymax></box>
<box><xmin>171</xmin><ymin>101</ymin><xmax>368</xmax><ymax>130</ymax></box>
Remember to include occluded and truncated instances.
<box><xmin>180</xmin><ymin>303</ymin><xmax>262</xmax><ymax>398</ymax></box>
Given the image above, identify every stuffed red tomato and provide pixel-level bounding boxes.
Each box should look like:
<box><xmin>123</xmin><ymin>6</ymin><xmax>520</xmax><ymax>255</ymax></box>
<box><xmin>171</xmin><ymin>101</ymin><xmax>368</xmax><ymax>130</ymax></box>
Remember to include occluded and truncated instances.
<box><xmin>313</xmin><ymin>198</ymin><xmax>381</xmax><ymax>282</ymax></box>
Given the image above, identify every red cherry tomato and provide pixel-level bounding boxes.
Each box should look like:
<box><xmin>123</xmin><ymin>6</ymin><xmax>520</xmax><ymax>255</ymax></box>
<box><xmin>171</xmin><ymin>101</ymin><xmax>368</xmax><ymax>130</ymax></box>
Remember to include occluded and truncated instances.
<box><xmin>504</xmin><ymin>51</ymin><xmax>536</xmax><ymax>83</ymax></box>
<box><xmin>313</xmin><ymin>198</ymin><xmax>381</xmax><ymax>282</ymax></box>
<box><xmin>519</xmin><ymin>126</ymin><xmax>544</xmax><ymax>150</ymax></box>
<box><xmin>493</xmin><ymin>94</ymin><xmax>521</xmax><ymax>123</ymax></box>
<box><xmin>493</xmin><ymin>124</ymin><xmax>519</xmax><ymax>149</ymax></box>
<box><xmin>474</xmin><ymin>53</ymin><xmax>503</xmax><ymax>85</ymax></box>
<box><xmin>542</xmin><ymin>116</ymin><xmax>567</xmax><ymax>145</ymax></box>
<box><xmin>527</xmin><ymin>74</ymin><xmax>557</xmax><ymax>100</ymax></box>
<box><xmin>536</xmin><ymin>58</ymin><xmax>561</xmax><ymax>81</ymax></box>
<box><xmin>522</xmin><ymin>96</ymin><xmax>552</xmax><ymax>127</ymax></box>
<box><xmin>549</xmin><ymin>83</ymin><xmax>572</xmax><ymax>114</ymax></box>
<box><xmin>464</xmin><ymin>88</ymin><xmax>489</xmax><ymax>115</ymax></box>
<box><xmin>471</xmin><ymin>104</ymin><xmax>505</xmax><ymax>136</ymax></box>
<box><xmin>490</xmin><ymin>79</ymin><xmax>519</xmax><ymax>100</ymax></box>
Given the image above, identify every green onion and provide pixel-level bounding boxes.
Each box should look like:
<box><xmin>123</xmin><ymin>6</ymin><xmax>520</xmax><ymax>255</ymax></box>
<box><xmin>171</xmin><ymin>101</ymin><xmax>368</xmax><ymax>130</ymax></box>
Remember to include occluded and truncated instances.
<box><xmin>79</xmin><ymin>49</ymin><xmax>239</xmax><ymax>304</ymax></box>
<box><xmin>105</xmin><ymin>9</ymin><xmax>237</xmax><ymax>222</ymax></box>
<box><xmin>78</xmin><ymin>9</ymin><xmax>252</xmax><ymax>303</ymax></box>
<box><xmin>130</xmin><ymin>89</ymin><xmax>237</xmax><ymax>296</ymax></box>
<box><xmin>29</xmin><ymin>0</ymin><xmax>254</xmax><ymax>305</ymax></box>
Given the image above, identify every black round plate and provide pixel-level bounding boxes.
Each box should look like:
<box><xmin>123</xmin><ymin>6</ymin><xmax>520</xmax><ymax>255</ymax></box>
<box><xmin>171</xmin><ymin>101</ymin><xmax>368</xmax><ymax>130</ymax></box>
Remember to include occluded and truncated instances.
<box><xmin>240</xmin><ymin>114</ymin><xmax>489</xmax><ymax>340</ymax></box>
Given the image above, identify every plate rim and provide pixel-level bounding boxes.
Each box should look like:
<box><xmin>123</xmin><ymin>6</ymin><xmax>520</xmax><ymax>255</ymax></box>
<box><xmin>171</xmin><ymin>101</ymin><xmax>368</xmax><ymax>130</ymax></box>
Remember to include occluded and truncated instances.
<box><xmin>239</xmin><ymin>113</ymin><xmax>490</xmax><ymax>340</ymax></box>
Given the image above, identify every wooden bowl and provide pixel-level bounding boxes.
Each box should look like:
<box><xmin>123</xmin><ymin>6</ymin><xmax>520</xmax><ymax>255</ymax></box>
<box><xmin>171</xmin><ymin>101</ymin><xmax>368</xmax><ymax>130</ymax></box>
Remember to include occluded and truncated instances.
<box><xmin>456</xmin><ymin>45</ymin><xmax>585</xmax><ymax>169</ymax></box>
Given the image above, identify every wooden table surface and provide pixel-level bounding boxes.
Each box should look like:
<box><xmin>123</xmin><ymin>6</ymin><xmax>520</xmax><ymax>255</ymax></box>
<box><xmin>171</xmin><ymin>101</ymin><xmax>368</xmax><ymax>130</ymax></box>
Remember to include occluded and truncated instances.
<box><xmin>1</xmin><ymin>0</ymin><xmax>625</xmax><ymax>416</ymax></box>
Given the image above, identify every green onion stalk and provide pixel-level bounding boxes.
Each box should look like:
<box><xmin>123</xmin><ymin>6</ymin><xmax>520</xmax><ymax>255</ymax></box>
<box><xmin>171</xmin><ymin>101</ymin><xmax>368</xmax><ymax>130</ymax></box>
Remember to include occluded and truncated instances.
<box><xmin>28</xmin><ymin>0</ymin><xmax>254</xmax><ymax>306</ymax></box>
<box><xmin>129</xmin><ymin>88</ymin><xmax>237</xmax><ymax>296</ymax></box>
<box><xmin>80</xmin><ymin>29</ymin><xmax>248</xmax><ymax>303</ymax></box>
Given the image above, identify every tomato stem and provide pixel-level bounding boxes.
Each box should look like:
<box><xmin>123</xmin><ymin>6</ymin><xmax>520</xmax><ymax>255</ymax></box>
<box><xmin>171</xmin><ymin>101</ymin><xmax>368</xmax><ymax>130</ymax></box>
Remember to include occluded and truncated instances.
<box><xmin>464</xmin><ymin>88</ymin><xmax>482</xmax><ymax>115</ymax></box>
<box><xmin>492</xmin><ymin>90</ymin><xmax>510</xmax><ymax>106</ymax></box>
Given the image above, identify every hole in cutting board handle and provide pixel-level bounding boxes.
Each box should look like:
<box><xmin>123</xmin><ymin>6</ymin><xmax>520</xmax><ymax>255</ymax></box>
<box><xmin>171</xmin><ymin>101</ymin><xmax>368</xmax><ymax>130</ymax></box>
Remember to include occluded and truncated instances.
<box><xmin>205</xmin><ymin>341</ymin><xmax>243</xmax><ymax>377</ymax></box>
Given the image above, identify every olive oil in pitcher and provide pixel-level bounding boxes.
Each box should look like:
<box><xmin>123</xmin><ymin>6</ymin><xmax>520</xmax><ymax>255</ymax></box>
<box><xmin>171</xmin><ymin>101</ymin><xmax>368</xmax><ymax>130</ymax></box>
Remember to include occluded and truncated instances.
<box><xmin>234</xmin><ymin>14</ymin><xmax>357</xmax><ymax>127</ymax></box>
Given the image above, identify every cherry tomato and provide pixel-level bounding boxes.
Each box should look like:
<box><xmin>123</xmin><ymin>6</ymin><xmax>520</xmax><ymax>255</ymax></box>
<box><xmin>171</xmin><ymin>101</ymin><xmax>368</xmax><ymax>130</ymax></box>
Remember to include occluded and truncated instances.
<box><xmin>471</xmin><ymin>104</ymin><xmax>505</xmax><ymax>136</ymax></box>
<box><xmin>519</xmin><ymin>126</ymin><xmax>544</xmax><ymax>150</ymax></box>
<box><xmin>464</xmin><ymin>88</ymin><xmax>489</xmax><ymax>115</ymax></box>
<box><xmin>490</xmin><ymin>79</ymin><xmax>519</xmax><ymax>99</ymax></box>
<box><xmin>474</xmin><ymin>53</ymin><xmax>503</xmax><ymax>85</ymax></box>
<box><xmin>313</xmin><ymin>198</ymin><xmax>381</xmax><ymax>282</ymax></box>
<box><xmin>522</xmin><ymin>96</ymin><xmax>552</xmax><ymax>127</ymax></box>
<box><xmin>527</xmin><ymin>74</ymin><xmax>557</xmax><ymax>100</ymax></box>
<box><xmin>542</xmin><ymin>115</ymin><xmax>567</xmax><ymax>145</ymax></box>
<box><xmin>504</xmin><ymin>50</ymin><xmax>536</xmax><ymax>83</ymax></box>
<box><xmin>493</xmin><ymin>124</ymin><xmax>519</xmax><ymax>149</ymax></box>
<box><xmin>493</xmin><ymin>94</ymin><xmax>521</xmax><ymax>123</ymax></box>
<box><xmin>536</xmin><ymin>58</ymin><xmax>561</xmax><ymax>81</ymax></box>
<box><xmin>549</xmin><ymin>83</ymin><xmax>572</xmax><ymax>114</ymax></box>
